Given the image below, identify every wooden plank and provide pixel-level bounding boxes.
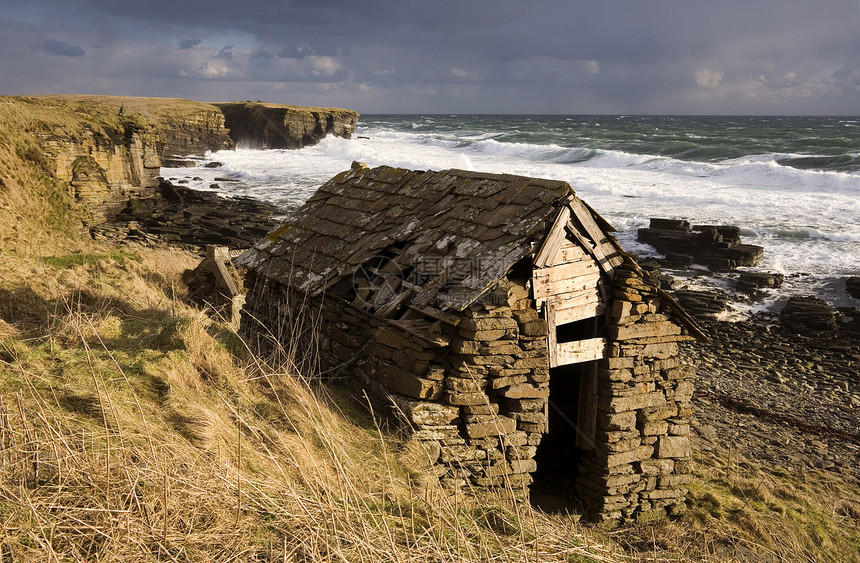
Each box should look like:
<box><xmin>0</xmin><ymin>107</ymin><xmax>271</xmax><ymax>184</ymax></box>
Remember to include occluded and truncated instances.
<box><xmin>533</xmin><ymin>259</ymin><xmax>598</xmax><ymax>282</ymax></box>
<box><xmin>533</xmin><ymin>207</ymin><xmax>571</xmax><ymax>267</ymax></box>
<box><xmin>555</xmin><ymin>337</ymin><xmax>607</xmax><ymax>366</ymax></box>
<box><xmin>532</xmin><ymin>271</ymin><xmax>601</xmax><ymax>299</ymax></box>
<box><xmin>534</xmin><ymin>286</ymin><xmax>600</xmax><ymax>310</ymax></box>
<box><xmin>576</xmin><ymin>361</ymin><xmax>598</xmax><ymax>450</ymax></box>
<box><xmin>567</xmin><ymin>218</ymin><xmax>613</xmax><ymax>274</ymax></box>
<box><xmin>555</xmin><ymin>301</ymin><xmax>604</xmax><ymax>325</ymax></box>
<box><xmin>555</xmin><ymin>240</ymin><xmax>589</xmax><ymax>264</ymax></box>
<box><xmin>544</xmin><ymin>302</ymin><xmax>558</xmax><ymax>368</ymax></box>
<box><xmin>569</xmin><ymin>198</ymin><xmax>609</xmax><ymax>250</ymax></box>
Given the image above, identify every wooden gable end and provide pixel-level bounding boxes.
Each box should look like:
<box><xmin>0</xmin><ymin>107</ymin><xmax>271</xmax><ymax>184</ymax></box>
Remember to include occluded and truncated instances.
<box><xmin>531</xmin><ymin>198</ymin><xmax>625</xmax><ymax>368</ymax></box>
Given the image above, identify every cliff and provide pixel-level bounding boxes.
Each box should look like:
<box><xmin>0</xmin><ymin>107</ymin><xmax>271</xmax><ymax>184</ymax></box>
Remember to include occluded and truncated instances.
<box><xmin>215</xmin><ymin>101</ymin><xmax>359</xmax><ymax>149</ymax></box>
<box><xmin>0</xmin><ymin>95</ymin><xmax>358</xmax><ymax>242</ymax></box>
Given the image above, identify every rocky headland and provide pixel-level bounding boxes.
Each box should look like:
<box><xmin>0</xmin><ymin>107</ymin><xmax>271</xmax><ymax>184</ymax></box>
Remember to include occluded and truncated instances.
<box><xmin>0</xmin><ymin>95</ymin><xmax>358</xmax><ymax>243</ymax></box>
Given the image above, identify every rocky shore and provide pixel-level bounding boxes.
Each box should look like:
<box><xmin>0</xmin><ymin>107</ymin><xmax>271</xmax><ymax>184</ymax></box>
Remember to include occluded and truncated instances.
<box><xmin>685</xmin><ymin>317</ymin><xmax>859</xmax><ymax>481</ymax></box>
<box><xmin>90</xmin><ymin>180</ymin><xmax>282</xmax><ymax>248</ymax></box>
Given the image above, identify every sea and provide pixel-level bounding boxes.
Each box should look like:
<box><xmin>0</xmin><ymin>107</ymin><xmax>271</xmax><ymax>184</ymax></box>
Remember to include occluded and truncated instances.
<box><xmin>161</xmin><ymin>115</ymin><xmax>860</xmax><ymax>318</ymax></box>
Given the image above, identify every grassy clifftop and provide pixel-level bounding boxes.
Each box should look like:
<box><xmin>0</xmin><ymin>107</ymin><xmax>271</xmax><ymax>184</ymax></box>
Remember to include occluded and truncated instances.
<box><xmin>0</xmin><ymin>95</ymin><xmax>232</xmax><ymax>250</ymax></box>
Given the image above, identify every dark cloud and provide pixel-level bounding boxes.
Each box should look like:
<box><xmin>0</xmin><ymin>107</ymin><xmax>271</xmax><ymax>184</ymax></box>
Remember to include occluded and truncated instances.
<box><xmin>178</xmin><ymin>38</ymin><xmax>201</xmax><ymax>50</ymax></box>
<box><xmin>214</xmin><ymin>45</ymin><xmax>233</xmax><ymax>60</ymax></box>
<box><xmin>2</xmin><ymin>0</ymin><xmax>859</xmax><ymax>114</ymax></box>
<box><xmin>35</xmin><ymin>38</ymin><xmax>85</xmax><ymax>57</ymax></box>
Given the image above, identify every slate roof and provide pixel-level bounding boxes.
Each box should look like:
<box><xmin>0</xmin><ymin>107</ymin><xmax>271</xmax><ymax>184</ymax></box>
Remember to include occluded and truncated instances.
<box><xmin>238</xmin><ymin>163</ymin><xmax>588</xmax><ymax>311</ymax></box>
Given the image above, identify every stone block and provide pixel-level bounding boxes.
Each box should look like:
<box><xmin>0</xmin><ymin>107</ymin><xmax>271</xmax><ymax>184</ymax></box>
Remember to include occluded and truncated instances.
<box><xmin>440</xmin><ymin>445</ymin><xmax>486</xmax><ymax>463</ymax></box>
<box><xmin>641</xmin><ymin>420</ymin><xmax>669</xmax><ymax>436</ymax></box>
<box><xmin>465</xmin><ymin>415</ymin><xmax>517</xmax><ymax>439</ymax></box>
<box><xmin>380</xmin><ymin>364</ymin><xmax>442</xmax><ymax>400</ymax></box>
<box><xmin>463</xmin><ymin>403</ymin><xmax>499</xmax><ymax>415</ymax></box>
<box><xmin>641</xmin><ymin>488</ymin><xmax>686</xmax><ymax>500</ymax></box>
<box><xmin>446</xmin><ymin>376</ymin><xmax>488</xmax><ymax>393</ymax></box>
<box><xmin>658</xmin><ymin>474</ymin><xmax>692</xmax><ymax>488</ymax></box>
<box><xmin>520</xmin><ymin>319</ymin><xmax>548</xmax><ymax>336</ymax></box>
<box><xmin>415</xmin><ymin>425</ymin><xmax>460</xmax><ymax>441</ymax></box>
<box><xmin>512</xmin><ymin>357</ymin><xmax>548</xmax><ymax>369</ymax></box>
<box><xmin>598</xmin><ymin>391</ymin><xmax>667</xmax><ymax>414</ymax></box>
<box><xmin>656</xmin><ymin>436</ymin><xmax>691</xmax><ymax>459</ymax></box>
<box><xmin>600</xmin><ymin>356</ymin><xmax>635</xmax><ymax>370</ymax></box>
<box><xmin>484</xmin><ymin>461</ymin><xmax>513</xmax><ymax>477</ymax></box>
<box><xmin>638</xmin><ymin>458</ymin><xmax>674</xmax><ymax>476</ymax></box>
<box><xmin>459</xmin><ymin>328</ymin><xmax>506</xmax><ymax>341</ymax></box>
<box><xmin>501</xmin><ymin>384</ymin><xmax>549</xmax><ymax>399</ymax></box>
<box><xmin>505</xmin><ymin>445</ymin><xmax>537</xmax><ymax>459</ymax></box>
<box><xmin>596</xmin><ymin>410</ymin><xmax>637</xmax><ymax>431</ymax></box>
<box><xmin>491</xmin><ymin>375</ymin><xmax>528</xmax><ymax>390</ymax></box>
<box><xmin>500</xmin><ymin>431</ymin><xmax>529</xmax><ymax>447</ymax></box>
<box><xmin>459</xmin><ymin>316</ymin><xmax>518</xmax><ymax>332</ymax></box>
<box><xmin>511</xmin><ymin>308</ymin><xmax>539</xmax><ymax>324</ymax></box>
<box><xmin>637</xmin><ymin>404</ymin><xmax>679</xmax><ymax>423</ymax></box>
<box><xmin>390</xmin><ymin>396</ymin><xmax>459</xmax><ymax>426</ymax></box>
<box><xmin>673</xmin><ymin>380</ymin><xmax>694</xmax><ymax>403</ymax></box>
<box><xmin>604</xmin><ymin>445</ymin><xmax>653</xmax><ymax>467</ymax></box>
<box><xmin>444</xmin><ymin>391</ymin><xmax>489</xmax><ymax>406</ymax></box>
<box><xmin>508</xmin><ymin>397</ymin><xmax>547</xmax><ymax>412</ymax></box>
<box><xmin>510</xmin><ymin>458</ymin><xmax>537</xmax><ymax>474</ymax></box>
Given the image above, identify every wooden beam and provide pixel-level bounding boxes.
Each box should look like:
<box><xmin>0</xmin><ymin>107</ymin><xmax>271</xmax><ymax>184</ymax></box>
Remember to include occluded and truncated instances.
<box><xmin>533</xmin><ymin>206</ymin><xmax>571</xmax><ymax>267</ymax></box>
<box><xmin>544</xmin><ymin>301</ymin><xmax>558</xmax><ymax>368</ymax></box>
<box><xmin>555</xmin><ymin>337</ymin><xmax>607</xmax><ymax>366</ymax></box>
<box><xmin>576</xmin><ymin>361</ymin><xmax>598</xmax><ymax>450</ymax></box>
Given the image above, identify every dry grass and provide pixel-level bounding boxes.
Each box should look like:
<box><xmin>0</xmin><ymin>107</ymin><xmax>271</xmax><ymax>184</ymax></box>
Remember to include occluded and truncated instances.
<box><xmin>0</xmin><ymin>244</ymin><xmax>618</xmax><ymax>562</ymax></box>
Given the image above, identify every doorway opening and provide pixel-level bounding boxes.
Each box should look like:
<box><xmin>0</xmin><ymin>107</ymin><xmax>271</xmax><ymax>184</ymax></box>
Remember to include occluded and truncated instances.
<box><xmin>530</xmin><ymin>360</ymin><xmax>596</xmax><ymax>513</ymax></box>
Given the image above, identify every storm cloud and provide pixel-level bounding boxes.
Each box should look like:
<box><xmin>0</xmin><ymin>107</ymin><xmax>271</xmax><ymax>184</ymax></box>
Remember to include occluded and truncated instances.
<box><xmin>1</xmin><ymin>0</ymin><xmax>859</xmax><ymax>114</ymax></box>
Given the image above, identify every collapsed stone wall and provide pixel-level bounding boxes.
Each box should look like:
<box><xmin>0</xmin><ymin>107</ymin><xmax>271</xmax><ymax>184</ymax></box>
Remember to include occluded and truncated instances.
<box><xmin>575</xmin><ymin>263</ymin><xmax>696</xmax><ymax>524</ymax></box>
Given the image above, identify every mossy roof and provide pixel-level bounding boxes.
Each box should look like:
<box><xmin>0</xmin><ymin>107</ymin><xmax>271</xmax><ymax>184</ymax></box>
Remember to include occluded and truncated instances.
<box><xmin>238</xmin><ymin>164</ymin><xmax>585</xmax><ymax>311</ymax></box>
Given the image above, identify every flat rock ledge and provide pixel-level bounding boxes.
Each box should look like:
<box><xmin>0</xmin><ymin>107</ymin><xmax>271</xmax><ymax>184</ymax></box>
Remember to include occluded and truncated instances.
<box><xmin>90</xmin><ymin>180</ymin><xmax>281</xmax><ymax>249</ymax></box>
<box><xmin>638</xmin><ymin>218</ymin><xmax>764</xmax><ymax>270</ymax></box>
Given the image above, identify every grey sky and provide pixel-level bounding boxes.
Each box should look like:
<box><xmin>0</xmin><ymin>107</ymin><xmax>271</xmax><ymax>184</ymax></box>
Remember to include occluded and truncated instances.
<box><xmin>1</xmin><ymin>0</ymin><xmax>858</xmax><ymax>114</ymax></box>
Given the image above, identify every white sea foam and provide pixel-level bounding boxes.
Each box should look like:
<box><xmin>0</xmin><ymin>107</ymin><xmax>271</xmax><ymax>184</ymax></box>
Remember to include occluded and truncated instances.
<box><xmin>161</xmin><ymin>122</ymin><xmax>860</xmax><ymax>313</ymax></box>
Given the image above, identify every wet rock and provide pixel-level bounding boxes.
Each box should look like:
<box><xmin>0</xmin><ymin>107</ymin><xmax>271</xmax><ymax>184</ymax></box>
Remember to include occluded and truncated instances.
<box><xmin>97</xmin><ymin>180</ymin><xmax>282</xmax><ymax>249</ymax></box>
<box><xmin>638</xmin><ymin>218</ymin><xmax>764</xmax><ymax>270</ymax></box>
<box><xmin>204</xmin><ymin>161</ymin><xmax>223</xmax><ymax>168</ymax></box>
<box><xmin>780</xmin><ymin>296</ymin><xmax>838</xmax><ymax>335</ymax></box>
<box><xmin>671</xmin><ymin>288</ymin><xmax>730</xmax><ymax>321</ymax></box>
<box><xmin>737</xmin><ymin>271</ymin><xmax>785</xmax><ymax>295</ymax></box>
<box><xmin>847</xmin><ymin>277</ymin><xmax>860</xmax><ymax>300</ymax></box>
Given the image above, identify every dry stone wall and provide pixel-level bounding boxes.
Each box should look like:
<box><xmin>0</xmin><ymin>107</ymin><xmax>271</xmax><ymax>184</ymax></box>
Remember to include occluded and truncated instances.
<box><xmin>242</xmin><ymin>262</ymin><xmax>696</xmax><ymax>525</ymax></box>
<box><xmin>575</xmin><ymin>263</ymin><xmax>696</xmax><ymax>524</ymax></box>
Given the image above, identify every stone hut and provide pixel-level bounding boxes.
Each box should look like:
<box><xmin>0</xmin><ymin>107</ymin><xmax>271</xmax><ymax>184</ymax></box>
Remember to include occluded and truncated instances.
<box><xmin>238</xmin><ymin>163</ymin><xmax>705</xmax><ymax>524</ymax></box>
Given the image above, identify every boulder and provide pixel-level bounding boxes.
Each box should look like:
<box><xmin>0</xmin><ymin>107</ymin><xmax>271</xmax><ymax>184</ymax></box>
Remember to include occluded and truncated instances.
<box><xmin>780</xmin><ymin>296</ymin><xmax>837</xmax><ymax>335</ymax></box>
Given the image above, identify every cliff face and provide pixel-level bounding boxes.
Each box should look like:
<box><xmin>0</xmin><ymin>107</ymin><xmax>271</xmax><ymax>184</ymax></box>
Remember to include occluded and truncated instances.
<box><xmin>0</xmin><ymin>96</ymin><xmax>358</xmax><ymax>235</ymax></box>
<box><xmin>215</xmin><ymin>102</ymin><xmax>359</xmax><ymax>149</ymax></box>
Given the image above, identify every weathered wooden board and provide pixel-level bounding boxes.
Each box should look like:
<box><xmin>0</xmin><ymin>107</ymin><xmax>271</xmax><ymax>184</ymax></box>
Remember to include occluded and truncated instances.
<box><xmin>554</xmin><ymin>240</ymin><xmax>589</xmax><ymax>264</ymax></box>
<box><xmin>555</xmin><ymin>301</ymin><xmax>604</xmax><ymax>325</ymax></box>
<box><xmin>555</xmin><ymin>337</ymin><xmax>607</xmax><ymax>366</ymax></box>
<box><xmin>576</xmin><ymin>361</ymin><xmax>598</xmax><ymax>450</ymax></box>
<box><xmin>544</xmin><ymin>302</ymin><xmax>558</xmax><ymax>369</ymax></box>
<box><xmin>533</xmin><ymin>259</ymin><xmax>598</xmax><ymax>283</ymax></box>
<box><xmin>533</xmin><ymin>207</ymin><xmax>571</xmax><ymax>267</ymax></box>
<box><xmin>533</xmin><ymin>271</ymin><xmax>601</xmax><ymax>300</ymax></box>
<box><xmin>535</xmin><ymin>286</ymin><xmax>601</xmax><ymax>310</ymax></box>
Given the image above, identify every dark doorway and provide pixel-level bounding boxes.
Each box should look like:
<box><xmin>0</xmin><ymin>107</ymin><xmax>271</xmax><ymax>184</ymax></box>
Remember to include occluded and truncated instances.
<box><xmin>530</xmin><ymin>362</ymin><xmax>593</xmax><ymax>513</ymax></box>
